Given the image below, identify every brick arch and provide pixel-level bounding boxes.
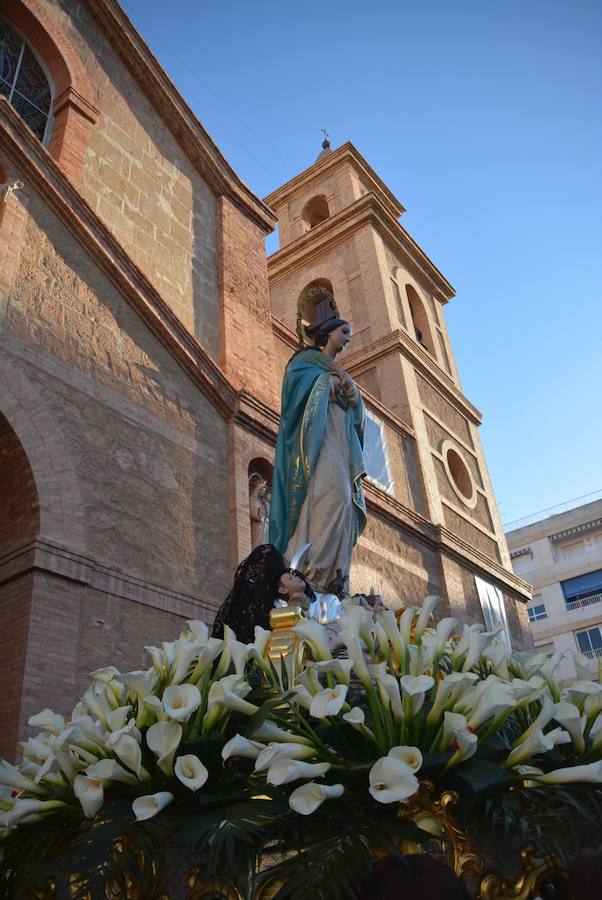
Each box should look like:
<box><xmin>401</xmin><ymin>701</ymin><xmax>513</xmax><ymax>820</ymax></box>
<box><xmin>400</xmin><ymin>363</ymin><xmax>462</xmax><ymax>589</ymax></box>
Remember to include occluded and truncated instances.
<box><xmin>0</xmin><ymin>0</ymin><xmax>99</xmax><ymax>181</ymax></box>
<box><xmin>288</xmin><ymin>261</ymin><xmax>352</xmax><ymax>323</ymax></box>
<box><xmin>0</xmin><ymin>360</ymin><xmax>86</xmax><ymax>552</ymax></box>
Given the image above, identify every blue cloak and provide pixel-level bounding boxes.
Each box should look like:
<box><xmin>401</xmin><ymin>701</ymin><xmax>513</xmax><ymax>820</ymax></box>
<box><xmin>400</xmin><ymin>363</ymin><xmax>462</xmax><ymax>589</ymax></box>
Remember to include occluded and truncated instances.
<box><xmin>269</xmin><ymin>349</ymin><xmax>367</xmax><ymax>555</ymax></box>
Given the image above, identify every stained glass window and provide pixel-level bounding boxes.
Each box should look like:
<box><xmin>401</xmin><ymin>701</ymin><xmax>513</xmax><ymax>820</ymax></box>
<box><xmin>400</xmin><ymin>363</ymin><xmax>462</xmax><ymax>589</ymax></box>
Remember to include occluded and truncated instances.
<box><xmin>0</xmin><ymin>17</ymin><xmax>52</xmax><ymax>142</ymax></box>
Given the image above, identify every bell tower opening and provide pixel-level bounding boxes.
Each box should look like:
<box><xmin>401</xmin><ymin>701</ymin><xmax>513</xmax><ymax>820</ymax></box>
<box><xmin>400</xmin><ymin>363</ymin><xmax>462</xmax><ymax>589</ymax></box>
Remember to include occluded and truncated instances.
<box><xmin>406</xmin><ymin>284</ymin><xmax>435</xmax><ymax>355</ymax></box>
<box><xmin>302</xmin><ymin>194</ymin><xmax>330</xmax><ymax>231</ymax></box>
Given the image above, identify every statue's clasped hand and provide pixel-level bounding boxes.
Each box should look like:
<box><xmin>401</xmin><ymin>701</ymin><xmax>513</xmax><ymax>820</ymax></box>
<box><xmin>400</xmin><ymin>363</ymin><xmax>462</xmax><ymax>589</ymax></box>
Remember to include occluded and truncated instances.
<box><xmin>331</xmin><ymin>362</ymin><xmax>356</xmax><ymax>401</ymax></box>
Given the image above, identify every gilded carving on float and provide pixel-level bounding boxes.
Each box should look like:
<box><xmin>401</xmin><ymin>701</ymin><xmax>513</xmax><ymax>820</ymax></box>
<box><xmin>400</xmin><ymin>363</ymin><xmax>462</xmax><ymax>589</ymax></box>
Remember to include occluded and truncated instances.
<box><xmin>478</xmin><ymin>845</ymin><xmax>562</xmax><ymax>900</ymax></box>
<box><xmin>264</xmin><ymin>606</ymin><xmax>306</xmax><ymax>679</ymax></box>
<box><xmin>395</xmin><ymin>780</ymin><xmax>483</xmax><ymax>881</ymax></box>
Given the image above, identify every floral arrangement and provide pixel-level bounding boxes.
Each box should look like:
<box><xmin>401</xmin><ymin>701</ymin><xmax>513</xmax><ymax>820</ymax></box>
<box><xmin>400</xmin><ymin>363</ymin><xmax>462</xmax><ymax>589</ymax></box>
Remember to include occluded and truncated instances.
<box><xmin>1</xmin><ymin>597</ymin><xmax>602</xmax><ymax>899</ymax></box>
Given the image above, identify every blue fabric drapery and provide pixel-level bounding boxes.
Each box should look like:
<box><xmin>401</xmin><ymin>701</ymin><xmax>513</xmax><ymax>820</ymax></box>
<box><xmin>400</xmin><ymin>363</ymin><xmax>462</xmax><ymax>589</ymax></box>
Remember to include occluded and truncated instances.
<box><xmin>268</xmin><ymin>349</ymin><xmax>366</xmax><ymax>555</ymax></box>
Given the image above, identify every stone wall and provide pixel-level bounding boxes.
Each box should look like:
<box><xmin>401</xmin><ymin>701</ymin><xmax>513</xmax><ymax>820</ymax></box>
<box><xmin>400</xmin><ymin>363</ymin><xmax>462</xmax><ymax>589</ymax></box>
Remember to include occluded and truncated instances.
<box><xmin>0</xmin><ymin>180</ymin><xmax>231</xmax><ymax>752</ymax></box>
<box><xmin>4</xmin><ymin>192</ymin><xmax>230</xmax><ymax>597</ymax></box>
<box><xmin>36</xmin><ymin>0</ymin><xmax>220</xmax><ymax>355</ymax></box>
<box><xmin>352</xmin><ymin>513</ymin><xmax>442</xmax><ymax>608</ymax></box>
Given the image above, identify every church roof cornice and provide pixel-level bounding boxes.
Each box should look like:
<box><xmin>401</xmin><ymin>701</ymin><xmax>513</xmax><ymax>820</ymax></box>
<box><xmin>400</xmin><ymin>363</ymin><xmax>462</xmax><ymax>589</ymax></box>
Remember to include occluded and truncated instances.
<box><xmin>263</xmin><ymin>142</ymin><xmax>405</xmax><ymax>220</ymax></box>
<box><xmin>82</xmin><ymin>0</ymin><xmax>276</xmax><ymax>233</ymax></box>
<box><xmin>0</xmin><ymin>98</ymin><xmax>238</xmax><ymax>419</ymax></box>
<box><xmin>267</xmin><ymin>191</ymin><xmax>455</xmax><ymax>303</ymax></box>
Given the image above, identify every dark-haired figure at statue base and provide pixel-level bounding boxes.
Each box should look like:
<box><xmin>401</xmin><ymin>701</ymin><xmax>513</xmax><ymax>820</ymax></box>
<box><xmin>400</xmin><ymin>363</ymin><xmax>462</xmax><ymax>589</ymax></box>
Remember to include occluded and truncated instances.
<box><xmin>269</xmin><ymin>293</ymin><xmax>367</xmax><ymax>592</ymax></box>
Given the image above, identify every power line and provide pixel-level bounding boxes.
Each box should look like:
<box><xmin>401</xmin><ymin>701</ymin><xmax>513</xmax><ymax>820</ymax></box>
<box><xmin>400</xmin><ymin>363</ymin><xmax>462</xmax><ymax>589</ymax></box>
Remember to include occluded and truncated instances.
<box><xmin>121</xmin><ymin>0</ymin><xmax>289</xmax><ymax>181</ymax></box>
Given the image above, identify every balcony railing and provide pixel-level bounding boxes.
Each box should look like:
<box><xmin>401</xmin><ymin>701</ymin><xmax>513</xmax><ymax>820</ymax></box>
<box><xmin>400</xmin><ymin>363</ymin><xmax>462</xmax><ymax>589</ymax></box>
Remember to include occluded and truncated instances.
<box><xmin>566</xmin><ymin>592</ymin><xmax>602</xmax><ymax>611</ymax></box>
<box><xmin>583</xmin><ymin>647</ymin><xmax>602</xmax><ymax>660</ymax></box>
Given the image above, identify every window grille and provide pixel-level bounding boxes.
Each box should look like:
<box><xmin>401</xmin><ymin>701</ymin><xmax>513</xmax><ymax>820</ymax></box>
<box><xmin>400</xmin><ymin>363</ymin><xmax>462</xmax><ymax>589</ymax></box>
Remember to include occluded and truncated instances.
<box><xmin>527</xmin><ymin>604</ymin><xmax>547</xmax><ymax>623</ymax></box>
<box><xmin>575</xmin><ymin>626</ymin><xmax>602</xmax><ymax>659</ymax></box>
<box><xmin>364</xmin><ymin>409</ymin><xmax>394</xmax><ymax>495</ymax></box>
<box><xmin>0</xmin><ymin>17</ymin><xmax>52</xmax><ymax>142</ymax></box>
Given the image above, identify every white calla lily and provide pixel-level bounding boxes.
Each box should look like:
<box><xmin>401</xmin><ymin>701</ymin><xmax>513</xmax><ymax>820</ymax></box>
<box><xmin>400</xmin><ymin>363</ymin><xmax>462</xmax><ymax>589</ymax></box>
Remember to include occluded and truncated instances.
<box><xmin>297</xmin><ymin>665</ymin><xmax>322</xmax><ymax>695</ymax></box>
<box><xmin>369</xmin><ymin>750</ymin><xmax>419</xmax><ymax>803</ymax></box>
<box><xmin>369</xmin><ymin>664</ymin><xmax>403</xmax><ymax>721</ymax></box>
<box><xmin>535</xmin><ymin>761</ymin><xmax>602</xmax><ymax>785</ymax></box>
<box><xmin>162</xmin><ymin>684</ymin><xmax>202</xmax><ymax>722</ymax></box>
<box><xmin>266</xmin><ymin>759</ymin><xmax>331</xmax><ymax>786</ymax></box>
<box><xmin>89</xmin><ymin>666</ymin><xmax>121</xmax><ymax>685</ymax></box>
<box><xmin>511</xmin><ymin>695</ymin><xmax>556</xmax><ymax>749</ymax></box>
<box><xmin>343</xmin><ymin>707</ymin><xmax>365</xmax><ymax>726</ymax></box>
<box><xmin>414</xmin><ymin>595</ymin><xmax>441</xmax><ymax>638</ymax></box>
<box><xmin>462</xmin><ymin>631</ymin><xmax>491</xmax><ymax>672</ymax></box>
<box><xmin>146</xmin><ymin>720</ymin><xmax>182</xmax><ymax>776</ymax></box>
<box><xmin>222</xmin><ymin>734</ymin><xmax>265</xmax><ymax>761</ymax></box>
<box><xmin>569</xmin><ymin>651</ymin><xmax>594</xmax><ymax>682</ymax></box>
<box><xmin>506</xmin><ymin>727</ymin><xmax>571</xmax><ymax>767</ymax></box>
<box><xmin>315</xmin><ymin>658</ymin><xmax>354</xmax><ymax>684</ymax></box>
<box><xmin>0</xmin><ymin>760</ymin><xmax>46</xmax><ymax>795</ymax></box>
<box><xmin>132</xmin><ymin>791</ymin><xmax>174</xmax><ymax>821</ymax></box>
<box><xmin>310</xmin><ymin>684</ymin><xmax>348</xmax><ymax>719</ymax></box>
<box><xmin>291</xmin><ymin>684</ymin><xmax>314</xmax><ymax>710</ymax></box>
<box><xmin>73</xmin><ymin>775</ymin><xmax>104</xmax><ymax>817</ymax></box>
<box><xmin>175</xmin><ymin>755</ymin><xmax>209</xmax><ymax>791</ymax></box>
<box><xmin>27</xmin><ymin>709</ymin><xmax>66</xmax><ymax>735</ymax></box>
<box><xmin>399</xmin><ymin>607</ymin><xmax>417</xmax><ymax>643</ymax></box>
<box><xmin>400</xmin><ymin>675</ymin><xmax>434</xmax><ymax>715</ymax></box>
<box><xmin>255</xmin><ymin>742</ymin><xmax>315</xmax><ymax>772</ymax></box>
<box><xmin>188</xmin><ymin>639</ymin><xmax>224</xmax><ymax>684</ymax></box>
<box><xmin>143</xmin><ymin>695</ymin><xmax>167</xmax><ymax>724</ymax></box>
<box><xmin>466</xmin><ymin>684</ymin><xmax>515</xmax><ymax>730</ymax></box>
<box><xmin>553</xmin><ymin>702</ymin><xmax>586</xmax><ymax>753</ymax></box>
<box><xmin>170</xmin><ymin>640</ymin><xmax>202</xmax><ymax>684</ymax></box>
<box><xmin>249</xmin><ymin>722</ymin><xmax>312</xmax><ymax>745</ymax></box>
<box><xmin>432</xmin><ymin>617</ymin><xmax>458</xmax><ymax>653</ymax></box>
<box><xmin>442</xmin><ymin>711</ymin><xmax>470</xmax><ymax>747</ymax></box>
<box><xmin>288</xmin><ymin>782</ymin><xmax>344</xmax><ymax>815</ymax></box>
<box><xmin>107</xmin><ymin>706</ymin><xmax>132</xmax><ymax>733</ymax></box>
<box><xmin>377</xmin><ymin>610</ymin><xmax>407</xmax><ymax>669</ymax></box>
<box><xmin>207</xmin><ymin>676</ymin><xmax>258</xmax><ymax>716</ymax></box>
<box><xmin>292</xmin><ymin>620</ymin><xmax>332</xmax><ymax>661</ymax></box>
<box><xmin>85</xmin><ymin>759</ymin><xmax>138</xmax><ymax>785</ymax></box>
<box><xmin>345</xmin><ymin>637</ymin><xmax>371</xmax><ymax>689</ymax></box>
<box><xmin>185</xmin><ymin>620</ymin><xmax>209</xmax><ymax>642</ymax></box>
<box><xmin>222</xmin><ymin>627</ymin><xmax>252</xmax><ymax>676</ymax></box>
<box><xmin>112</xmin><ymin>734</ymin><xmax>148</xmax><ymax>780</ymax></box>
<box><xmin>388</xmin><ymin>745</ymin><xmax>422</xmax><ymax>774</ymax></box>
<box><xmin>568</xmin><ymin>681</ymin><xmax>602</xmax><ymax>712</ymax></box>
<box><xmin>3</xmin><ymin>798</ymin><xmax>67</xmax><ymax>827</ymax></box>
<box><xmin>247</xmin><ymin>627</ymin><xmax>272</xmax><ymax>671</ymax></box>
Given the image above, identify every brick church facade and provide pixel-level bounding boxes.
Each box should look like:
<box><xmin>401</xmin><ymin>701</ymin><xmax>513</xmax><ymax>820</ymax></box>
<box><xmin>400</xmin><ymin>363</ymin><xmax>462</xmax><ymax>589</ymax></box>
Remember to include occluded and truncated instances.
<box><xmin>0</xmin><ymin>0</ymin><xmax>530</xmax><ymax>760</ymax></box>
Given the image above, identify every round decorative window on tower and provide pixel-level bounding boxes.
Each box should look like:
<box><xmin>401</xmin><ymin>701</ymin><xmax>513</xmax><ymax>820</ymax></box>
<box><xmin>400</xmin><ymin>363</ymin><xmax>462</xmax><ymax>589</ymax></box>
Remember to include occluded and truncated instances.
<box><xmin>441</xmin><ymin>440</ymin><xmax>477</xmax><ymax>509</ymax></box>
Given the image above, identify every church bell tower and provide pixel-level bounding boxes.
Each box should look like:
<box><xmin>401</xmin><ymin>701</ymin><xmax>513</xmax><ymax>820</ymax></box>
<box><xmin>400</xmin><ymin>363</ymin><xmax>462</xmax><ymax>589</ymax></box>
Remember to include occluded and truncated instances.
<box><xmin>264</xmin><ymin>140</ymin><xmax>532</xmax><ymax>646</ymax></box>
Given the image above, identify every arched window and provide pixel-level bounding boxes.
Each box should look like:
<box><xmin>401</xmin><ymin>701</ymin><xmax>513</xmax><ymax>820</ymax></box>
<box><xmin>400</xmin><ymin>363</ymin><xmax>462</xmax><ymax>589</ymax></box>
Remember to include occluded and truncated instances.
<box><xmin>0</xmin><ymin>15</ymin><xmax>52</xmax><ymax>143</ymax></box>
<box><xmin>302</xmin><ymin>195</ymin><xmax>330</xmax><ymax>230</ymax></box>
<box><xmin>298</xmin><ymin>278</ymin><xmax>337</xmax><ymax>336</ymax></box>
<box><xmin>0</xmin><ymin>412</ymin><xmax>40</xmax><ymax>761</ymax></box>
<box><xmin>406</xmin><ymin>284</ymin><xmax>435</xmax><ymax>356</ymax></box>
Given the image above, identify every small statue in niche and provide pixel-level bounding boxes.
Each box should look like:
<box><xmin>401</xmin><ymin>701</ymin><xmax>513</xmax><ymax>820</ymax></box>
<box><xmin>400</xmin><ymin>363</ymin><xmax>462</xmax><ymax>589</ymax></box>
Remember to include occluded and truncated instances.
<box><xmin>249</xmin><ymin>473</ymin><xmax>270</xmax><ymax>549</ymax></box>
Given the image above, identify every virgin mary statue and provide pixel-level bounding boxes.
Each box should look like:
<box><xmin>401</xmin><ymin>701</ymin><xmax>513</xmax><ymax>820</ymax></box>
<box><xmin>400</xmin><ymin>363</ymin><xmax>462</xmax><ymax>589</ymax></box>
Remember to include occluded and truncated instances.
<box><xmin>269</xmin><ymin>292</ymin><xmax>367</xmax><ymax>590</ymax></box>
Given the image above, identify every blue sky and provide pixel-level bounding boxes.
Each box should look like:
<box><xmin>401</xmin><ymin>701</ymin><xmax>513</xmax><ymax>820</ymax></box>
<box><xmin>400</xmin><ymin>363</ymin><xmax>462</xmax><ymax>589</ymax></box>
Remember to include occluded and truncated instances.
<box><xmin>123</xmin><ymin>0</ymin><xmax>602</xmax><ymax>526</ymax></box>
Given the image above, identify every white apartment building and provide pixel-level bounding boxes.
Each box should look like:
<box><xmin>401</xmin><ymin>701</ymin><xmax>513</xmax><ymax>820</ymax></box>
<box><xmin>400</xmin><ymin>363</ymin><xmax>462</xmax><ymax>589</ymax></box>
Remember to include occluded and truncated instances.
<box><xmin>505</xmin><ymin>498</ymin><xmax>602</xmax><ymax>681</ymax></box>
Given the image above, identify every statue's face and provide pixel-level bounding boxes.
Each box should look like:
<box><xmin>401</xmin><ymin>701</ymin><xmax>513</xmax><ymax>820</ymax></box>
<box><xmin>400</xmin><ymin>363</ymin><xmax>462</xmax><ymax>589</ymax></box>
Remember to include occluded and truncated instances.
<box><xmin>325</xmin><ymin>323</ymin><xmax>352</xmax><ymax>355</ymax></box>
<box><xmin>277</xmin><ymin>571</ymin><xmax>306</xmax><ymax>597</ymax></box>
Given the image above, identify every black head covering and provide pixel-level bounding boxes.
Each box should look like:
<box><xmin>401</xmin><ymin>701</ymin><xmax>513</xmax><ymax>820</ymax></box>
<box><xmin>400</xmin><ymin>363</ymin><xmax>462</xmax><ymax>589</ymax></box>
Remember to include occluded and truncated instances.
<box><xmin>211</xmin><ymin>544</ymin><xmax>287</xmax><ymax>644</ymax></box>
<box><xmin>305</xmin><ymin>316</ymin><xmax>349</xmax><ymax>338</ymax></box>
